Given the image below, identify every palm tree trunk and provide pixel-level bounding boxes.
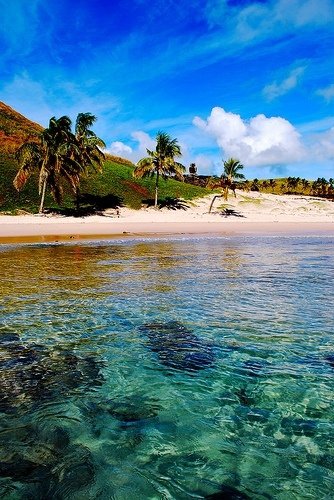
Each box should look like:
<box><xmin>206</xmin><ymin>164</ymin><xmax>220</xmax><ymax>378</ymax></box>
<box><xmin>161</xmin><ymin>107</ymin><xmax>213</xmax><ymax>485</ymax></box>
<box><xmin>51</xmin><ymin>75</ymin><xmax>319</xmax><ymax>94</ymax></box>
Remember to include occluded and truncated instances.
<box><xmin>76</xmin><ymin>186</ymin><xmax>80</xmax><ymax>211</ymax></box>
<box><xmin>155</xmin><ymin>169</ymin><xmax>159</xmax><ymax>208</ymax></box>
<box><xmin>39</xmin><ymin>179</ymin><xmax>47</xmax><ymax>213</ymax></box>
<box><xmin>209</xmin><ymin>195</ymin><xmax>222</xmax><ymax>213</ymax></box>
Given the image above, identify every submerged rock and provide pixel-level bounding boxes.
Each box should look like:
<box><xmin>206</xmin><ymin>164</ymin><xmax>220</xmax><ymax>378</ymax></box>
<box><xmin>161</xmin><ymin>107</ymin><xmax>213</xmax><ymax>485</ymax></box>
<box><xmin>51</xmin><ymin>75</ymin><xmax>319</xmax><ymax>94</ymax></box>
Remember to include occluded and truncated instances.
<box><xmin>140</xmin><ymin>321</ymin><xmax>215</xmax><ymax>372</ymax></box>
<box><xmin>281</xmin><ymin>417</ymin><xmax>318</xmax><ymax>437</ymax></box>
<box><xmin>205</xmin><ymin>484</ymin><xmax>251</xmax><ymax>499</ymax></box>
<box><xmin>0</xmin><ymin>332</ymin><xmax>104</xmax><ymax>414</ymax></box>
<box><xmin>0</xmin><ymin>457</ymin><xmax>49</xmax><ymax>482</ymax></box>
<box><xmin>0</xmin><ymin>328</ymin><xmax>21</xmax><ymax>344</ymax></box>
<box><xmin>49</xmin><ymin>445</ymin><xmax>95</xmax><ymax>497</ymax></box>
<box><xmin>324</xmin><ymin>354</ymin><xmax>334</xmax><ymax>368</ymax></box>
<box><xmin>107</xmin><ymin>396</ymin><xmax>160</xmax><ymax>424</ymax></box>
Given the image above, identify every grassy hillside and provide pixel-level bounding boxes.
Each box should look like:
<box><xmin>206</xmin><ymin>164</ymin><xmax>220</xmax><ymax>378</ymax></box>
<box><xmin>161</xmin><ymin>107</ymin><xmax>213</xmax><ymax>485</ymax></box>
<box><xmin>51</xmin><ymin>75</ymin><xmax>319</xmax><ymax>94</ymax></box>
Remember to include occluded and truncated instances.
<box><xmin>0</xmin><ymin>101</ymin><xmax>210</xmax><ymax>213</ymax></box>
<box><xmin>1</xmin><ymin>101</ymin><xmax>331</xmax><ymax>213</ymax></box>
<box><xmin>0</xmin><ymin>154</ymin><xmax>211</xmax><ymax>213</ymax></box>
<box><xmin>79</xmin><ymin>161</ymin><xmax>211</xmax><ymax>210</ymax></box>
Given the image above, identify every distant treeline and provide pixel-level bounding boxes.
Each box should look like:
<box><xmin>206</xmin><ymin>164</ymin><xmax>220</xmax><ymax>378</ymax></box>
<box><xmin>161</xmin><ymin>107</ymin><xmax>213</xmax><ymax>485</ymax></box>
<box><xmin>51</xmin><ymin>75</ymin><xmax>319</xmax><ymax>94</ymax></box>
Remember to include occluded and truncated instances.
<box><xmin>184</xmin><ymin>175</ymin><xmax>334</xmax><ymax>199</ymax></box>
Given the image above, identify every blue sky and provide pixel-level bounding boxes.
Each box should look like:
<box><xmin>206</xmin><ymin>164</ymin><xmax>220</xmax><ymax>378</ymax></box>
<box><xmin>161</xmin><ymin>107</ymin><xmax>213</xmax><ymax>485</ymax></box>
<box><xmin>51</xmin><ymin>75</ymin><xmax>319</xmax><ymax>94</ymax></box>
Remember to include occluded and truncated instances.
<box><xmin>1</xmin><ymin>0</ymin><xmax>334</xmax><ymax>179</ymax></box>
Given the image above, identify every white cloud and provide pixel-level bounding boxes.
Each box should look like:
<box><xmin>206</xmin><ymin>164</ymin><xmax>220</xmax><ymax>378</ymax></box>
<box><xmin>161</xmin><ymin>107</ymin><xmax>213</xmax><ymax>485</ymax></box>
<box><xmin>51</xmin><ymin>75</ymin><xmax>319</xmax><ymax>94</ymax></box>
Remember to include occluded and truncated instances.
<box><xmin>105</xmin><ymin>131</ymin><xmax>156</xmax><ymax>163</ymax></box>
<box><xmin>316</xmin><ymin>83</ymin><xmax>334</xmax><ymax>102</ymax></box>
<box><xmin>263</xmin><ymin>66</ymin><xmax>306</xmax><ymax>100</ymax></box>
<box><xmin>192</xmin><ymin>154</ymin><xmax>217</xmax><ymax>175</ymax></box>
<box><xmin>107</xmin><ymin>141</ymin><xmax>133</xmax><ymax>156</ymax></box>
<box><xmin>131</xmin><ymin>131</ymin><xmax>156</xmax><ymax>154</ymax></box>
<box><xmin>193</xmin><ymin>106</ymin><xmax>305</xmax><ymax>167</ymax></box>
<box><xmin>312</xmin><ymin>127</ymin><xmax>334</xmax><ymax>160</ymax></box>
<box><xmin>232</xmin><ymin>0</ymin><xmax>334</xmax><ymax>42</ymax></box>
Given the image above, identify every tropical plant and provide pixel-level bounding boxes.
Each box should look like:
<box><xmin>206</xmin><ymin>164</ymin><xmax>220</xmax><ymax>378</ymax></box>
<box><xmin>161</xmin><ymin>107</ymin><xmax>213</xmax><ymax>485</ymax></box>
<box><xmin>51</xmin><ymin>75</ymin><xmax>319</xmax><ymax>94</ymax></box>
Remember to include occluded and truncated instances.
<box><xmin>287</xmin><ymin>176</ymin><xmax>300</xmax><ymax>191</ymax></box>
<box><xmin>269</xmin><ymin>179</ymin><xmax>276</xmax><ymax>190</ymax></box>
<box><xmin>72</xmin><ymin>113</ymin><xmax>106</xmax><ymax>207</ymax></box>
<box><xmin>208</xmin><ymin>157</ymin><xmax>245</xmax><ymax>212</ymax></box>
<box><xmin>301</xmin><ymin>178</ymin><xmax>309</xmax><ymax>191</ymax></box>
<box><xmin>14</xmin><ymin>116</ymin><xmax>77</xmax><ymax>212</ymax></box>
<box><xmin>14</xmin><ymin>114</ymin><xmax>105</xmax><ymax>213</ymax></box>
<box><xmin>250</xmin><ymin>178</ymin><xmax>260</xmax><ymax>192</ymax></box>
<box><xmin>312</xmin><ymin>177</ymin><xmax>329</xmax><ymax>197</ymax></box>
<box><xmin>133</xmin><ymin>131</ymin><xmax>185</xmax><ymax>207</ymax></box>
<box><xmin>221</xmin><ymin>158</ymin><xmax>245</xmax><ymax>200</ymax></box>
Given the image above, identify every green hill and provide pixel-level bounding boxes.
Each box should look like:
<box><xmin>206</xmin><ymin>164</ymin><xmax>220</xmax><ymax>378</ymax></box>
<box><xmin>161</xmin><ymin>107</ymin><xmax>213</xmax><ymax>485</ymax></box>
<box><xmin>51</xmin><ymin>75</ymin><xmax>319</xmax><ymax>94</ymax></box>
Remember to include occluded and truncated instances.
<box><xmin>0</xmin><ymin>102</ymin><xmax>210</xmax><ymax>213</ymax></box>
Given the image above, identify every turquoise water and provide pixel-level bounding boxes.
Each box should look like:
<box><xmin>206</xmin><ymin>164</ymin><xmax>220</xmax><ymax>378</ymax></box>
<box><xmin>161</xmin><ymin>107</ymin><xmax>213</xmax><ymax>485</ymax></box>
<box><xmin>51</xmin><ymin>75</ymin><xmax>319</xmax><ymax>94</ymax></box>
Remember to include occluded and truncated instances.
<box><xmin>0</xmin><ymin>236</ymin><xmax>333</xmax><ymax>499</ymax></box>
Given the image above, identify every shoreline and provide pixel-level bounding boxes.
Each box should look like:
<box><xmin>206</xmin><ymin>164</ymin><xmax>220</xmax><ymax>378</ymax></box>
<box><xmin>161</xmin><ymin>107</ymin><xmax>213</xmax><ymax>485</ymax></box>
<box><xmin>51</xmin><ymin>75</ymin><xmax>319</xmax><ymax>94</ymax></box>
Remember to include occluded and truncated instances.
<box><xmin>1</xmin><ymin>192</ymin><xmax>334</xmax><ymax>244</ymax></box>
<box><xmin>0</xmin><ymin>220</ymin><xmax>333</xmax><ymax>245</ymax></box>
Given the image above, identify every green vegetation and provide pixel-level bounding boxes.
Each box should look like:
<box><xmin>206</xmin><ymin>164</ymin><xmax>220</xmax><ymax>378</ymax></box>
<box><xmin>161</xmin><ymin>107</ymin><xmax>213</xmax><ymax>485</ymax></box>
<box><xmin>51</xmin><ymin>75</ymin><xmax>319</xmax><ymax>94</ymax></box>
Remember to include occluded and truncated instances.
<box><xmin>208</xmin><ymin>157</ymin><xmax>245</xmax><ymax>212</ymax></box>
<box><xmin>14</xmin><ymin>113</ymin><xmax>106</xmax><ymax>213</ymax></box>
<box><xmin>241</xmin><ymin>177</ymin><xmax>334</xmax><ymax>198</ymax></box>
<box><xmin>221</xmin><ymin>158</ymin><xmax>245</xmax><ymax>200</ymax></box>
<box><xmin>1</xmin><ymin>101</ymin><xmax>333</xmax><ymax>214</ymax></box>
<box><xmin>81</xmin><ymin>161</ymin><xmax>209</xmax><ymax>210</ymax></box>
<box><xmin>238</xmin><ymin>196</ymin><xmax>263</xmax><ymax>205</ymax></box>
<box><xmin>0</xmin><ymin>155</ymin><xmax>210</xmax><ymax>213</ymax></box>
<box><xmin>133</xmin><ymin>131</ymin><xmax>185</xmax><ymax>207</ymax></box>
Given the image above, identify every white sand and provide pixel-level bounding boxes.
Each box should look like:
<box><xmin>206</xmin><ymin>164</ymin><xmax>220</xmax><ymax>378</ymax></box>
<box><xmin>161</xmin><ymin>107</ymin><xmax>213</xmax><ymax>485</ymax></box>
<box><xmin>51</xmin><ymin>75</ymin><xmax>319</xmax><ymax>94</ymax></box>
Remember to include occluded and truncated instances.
<box><xmin>0</xmin><ymin>191</ymin><xmax>333</xmax><ymax>242</ymax></box>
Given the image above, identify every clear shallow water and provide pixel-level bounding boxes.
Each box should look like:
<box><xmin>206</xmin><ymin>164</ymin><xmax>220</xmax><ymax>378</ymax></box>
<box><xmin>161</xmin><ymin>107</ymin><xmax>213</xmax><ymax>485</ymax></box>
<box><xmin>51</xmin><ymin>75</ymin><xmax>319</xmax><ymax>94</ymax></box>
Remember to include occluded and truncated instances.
<box><xmin>0</xmin><ymin>236</ymin><xmax>333</xmax><ymax>499</ymax></box>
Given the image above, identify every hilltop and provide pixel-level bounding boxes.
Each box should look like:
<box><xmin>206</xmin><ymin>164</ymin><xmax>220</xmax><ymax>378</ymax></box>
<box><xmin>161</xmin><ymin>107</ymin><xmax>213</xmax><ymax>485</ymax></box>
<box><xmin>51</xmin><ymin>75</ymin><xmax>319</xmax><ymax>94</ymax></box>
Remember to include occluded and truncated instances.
<box><xmin>0</xmin><ymin>101</ymin><xmax>43</xmax><ymax>154</ymax></box>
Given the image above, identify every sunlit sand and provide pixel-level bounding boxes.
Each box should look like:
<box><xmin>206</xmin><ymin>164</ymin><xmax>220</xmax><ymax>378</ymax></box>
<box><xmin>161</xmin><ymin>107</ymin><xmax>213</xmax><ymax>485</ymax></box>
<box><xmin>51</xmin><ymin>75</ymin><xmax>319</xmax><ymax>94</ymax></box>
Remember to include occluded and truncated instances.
<box><xmin>0</xmin><ymin>192</ymin><xmax>333</xmax><ymax>243</ymax></box>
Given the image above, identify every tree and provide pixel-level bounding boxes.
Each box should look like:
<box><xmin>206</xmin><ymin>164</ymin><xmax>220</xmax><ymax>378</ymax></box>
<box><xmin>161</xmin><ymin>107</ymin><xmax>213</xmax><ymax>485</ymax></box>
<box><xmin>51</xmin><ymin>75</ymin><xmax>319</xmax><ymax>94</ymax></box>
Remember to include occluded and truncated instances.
<box><xmin>72</xmin><ymin>113</ymin><xmax>106</xmax><ymax>207</ymax></box>
<box><xmin>269</xmin><ymin>179</ymin><xmax>276</xmax><ymax>191</ymax></box>
<box><xmin>209</xmin><ymin>157</ymin><xmax>245</xmax><ymax>212</ymax></box>
<box><xmin>14</xmin><ymin>116</ymin><xmax>78</xmax><ymax>213</ymax></box>
<box><xmin>133</xmin><ymin>131</ymin><xmax>184</xmax><ymax>207</ymax></box>
<box><xmin>220</xmin><ymin>158</ymin><xmax>245</xmax><ymax>200</ymax></box>
<box><xmin>287</xmin><ymin>176</ymin><xmax>300</xmax><ymax>192</ymax></box>
<box><xmin>14</xmin><ymin>113</ymin><xmax>105</xmax><ymax>213</ymax></box>
<box><xmin>250</xmin><ymin>178</ymin><xmax>260</xmax><ymax>192</ymax></box>
<box><xmin>301</xmin><ymin>178</ymin><xmax>309</xmax><ymax>192</ymax></box>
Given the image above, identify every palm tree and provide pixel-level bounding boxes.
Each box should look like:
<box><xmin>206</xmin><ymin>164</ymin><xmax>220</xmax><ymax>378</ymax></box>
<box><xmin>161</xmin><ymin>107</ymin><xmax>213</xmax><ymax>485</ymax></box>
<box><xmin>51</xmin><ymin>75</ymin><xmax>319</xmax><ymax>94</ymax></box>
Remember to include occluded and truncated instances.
<box><xmin>287</xmin><ymin>176</ymin><xmax>300</xmax><ymax>192</ymax></box>
<box><xmin>209</xmin><ymin>157</ymin><xmax>245</xmax><ymax>212</ymax></box>
<box><xmin>72</xmin><ymin>113</ymin><xmax>106</xmax><ymax>207</ymax></box>
<box><xmin>221</xmin><ymin>158</ymin><xmax>245</xmax><ymax>200</ymax></box>
<box><xmin>133</xmin><ymin>131</ymin><xmax>184</xmax><ymax>207</ymax></box>
<box><xmin>269</xmin><ymin>179</ymin><xmax>276</xmax><ymax>192</ymax></box>
<box><xmin>14</xmin><ymin>113</ymin><xmax>105</xmax><ymax>213</ymax></box>
<box><xmin>14</xmin><ymin>116</ymin><xmax>79</xmax><ymax>213</ymax></box>
<box><xmin>301</xmin><ymin>178</ymin><xmax>309</xmax><ymax>191</ymax></box>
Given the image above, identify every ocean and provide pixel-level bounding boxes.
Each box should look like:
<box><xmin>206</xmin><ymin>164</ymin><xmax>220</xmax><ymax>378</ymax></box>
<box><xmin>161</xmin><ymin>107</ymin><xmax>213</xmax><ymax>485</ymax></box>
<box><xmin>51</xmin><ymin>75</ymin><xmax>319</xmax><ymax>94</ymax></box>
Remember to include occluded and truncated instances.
<box><xmin>0</xmin><ymin>235</ymin><xmax>333</xmax><ymax>499</ymax></box>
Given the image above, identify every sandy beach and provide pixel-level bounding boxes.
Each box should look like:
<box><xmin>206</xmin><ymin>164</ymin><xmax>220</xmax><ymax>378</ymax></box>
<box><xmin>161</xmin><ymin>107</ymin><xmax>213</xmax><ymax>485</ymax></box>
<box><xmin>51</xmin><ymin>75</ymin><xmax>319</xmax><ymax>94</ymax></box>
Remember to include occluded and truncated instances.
<box><xmin>1</xmin><ymin>191</ymin><xmax>334</xmax><ymax>243</ymax></box>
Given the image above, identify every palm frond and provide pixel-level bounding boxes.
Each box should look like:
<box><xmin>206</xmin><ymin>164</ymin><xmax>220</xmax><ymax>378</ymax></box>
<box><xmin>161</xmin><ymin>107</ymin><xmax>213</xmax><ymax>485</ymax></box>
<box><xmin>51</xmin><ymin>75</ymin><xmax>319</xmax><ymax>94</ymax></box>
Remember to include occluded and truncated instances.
<box><xmin>133</xmin><ymin>157</ymin><xmax>155</xmax><ymax>178</ymax></box>
<box><xmin>13</xmin><ymin>142</ymin><xmax>43</xmax><ymax>191</ymax></box>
